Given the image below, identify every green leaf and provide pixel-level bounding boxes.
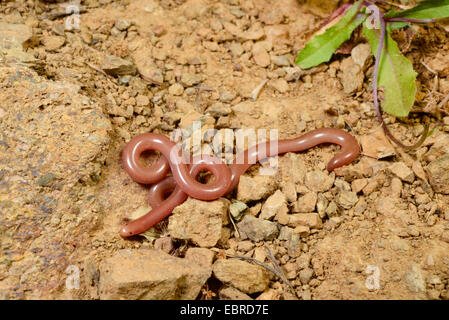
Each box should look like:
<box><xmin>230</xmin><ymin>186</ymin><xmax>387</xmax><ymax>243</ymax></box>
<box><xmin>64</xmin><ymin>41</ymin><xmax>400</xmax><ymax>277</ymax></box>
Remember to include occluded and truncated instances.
<box><xmin>363</xmin><ymin>23</ymin><xmax>417</xmax><ymax>118</ymax></box>
<box><xmin>386</xmin><ymin>0</ymin><xmax>449</xmax><ymax>20</ymax></box>
<box><xmin>296</xmin><ymin>1</ymin><xmax>367</xmax><ymax>69</ymax></box>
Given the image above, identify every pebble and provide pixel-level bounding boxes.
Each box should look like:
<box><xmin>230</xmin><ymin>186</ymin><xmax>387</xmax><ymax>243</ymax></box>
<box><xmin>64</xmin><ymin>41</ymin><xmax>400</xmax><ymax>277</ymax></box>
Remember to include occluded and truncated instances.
<box><xmin>229</xmin><ymin>201</ymin><xmax>248</xmax><ymax>220</ymax></box>
<box><xmin>181</xmin><ymin>73</ymin><xmax>201</xmax><ymax>87</ymax></box>
<box><xmin>260</xmin><ymin>190</ymin><xmax>288</xmax><ymax>220</ymax></box>
<box><xmin>115</xmin><ymin>19</ymin><xmax>131</xmax><ymax>31</ymax></box>
<box><xmin>336</xmin><ymin>191</ymin><xmax>358</xmax><ymax>209</ymax></box>
<box><xmin>237</xmin><ymin>215</ymin><xmax>279</xmax><ymax>241</ymax></box>
<box><xmin>288</xmin><ymin>213</ymin><xmax>322</xmax><ymax>229</ymax></box>
<box><xmin>41</xmin><ymin>35</ymin><xmax>65</xmax><ymax>51</ymax></box>
<box><xmin>236</xmin><ymin>175</ymin><xmax>278</xmax><ymax>202</ymax></box>
<box><xmin>271</xmin><ymin>55</ymin><xmax>290</xmax><ymax>67</ymax></box>
<box><xmin>219</xmin><ymin>89</ymin><xmax>236</xmax><ymax>103</ymax></box>
<box><xmin>388</xmin><ymin>162</ymin><xmax>415</xmax><ymax>183</ymax></box>
<box><xmin>219</xmin><ymin>286</ymin><xmax>253</xmax><ymax>300</ymax></box>
<box><xmin>269</xmin><ymin>78</ymin><xmax>289</xmax><ymax>93</ymax></box>
<box><xmin>339</xmin><ymin>57</ymin><xmax>364</xmax><ymax>94</ymax></box>
<box><xmin>185</xmin><ymin>248</ymin><xmax>215</xmax><ymax>266</ymax></box>
<box><xmin>293</xmin><ymin>192</ymin><xmax>317</xmax><ymax>213</ymax></box>
<box><xmin>37</xmin><ymin>173</ymin><xmax>55</xmax><ymax>187</ymax></box>
<box><xmin>229</xmin><ymin>42</ymin><xmax>244</xmax><ymax>57</ymax></box>
<box><xmin>168</xmin><ymin>83</ymin><xmax>184</xmax><ymax>96</ymax></box>
<box><xmin>207</xmin><ymin>102</ymin><xmax>231</xmax><ymax>117</ymax></box>
<box><xmin>252</xmin><ymin>42</ymin><xmax>271</xmax><ymax>67</ymax></box>
<box><xmin>168</xmin><ymin>198</ymin><xmax>228</xmax><ymax>247</ymax></box>
<box><xmin>102</xmin><ymin>55</ymin><xmax>136</xmax><ymax>76</ymax></box>
<box><xmin>299</xmin><ymin>268</ymin><xmax>314</xmax><ymax>285</ymax></box>
<box><xmin>426</xmin><ymin>155</ymin><xmax>449</xmax><ymax>194</ymax></box>
<box><xmin>99</xmin><ymin>249</ymin><xmax>211</xmax><ymax>299</ymax></box>
<box><xmin>213</xmin><ymin>258</ymin><xmax>270</xmax><ymax>294</ymax></box>
<box><xmin>304</xmin><ymin>171</ymin><xmax>335</xmax><ymax>192</ymax></box>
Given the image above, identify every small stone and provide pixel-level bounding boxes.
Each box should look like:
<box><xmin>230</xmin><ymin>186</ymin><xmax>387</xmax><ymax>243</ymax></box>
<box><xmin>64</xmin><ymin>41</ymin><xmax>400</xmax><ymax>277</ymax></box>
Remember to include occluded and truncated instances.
<box><xmin>361</xmin><ymin>127</ymin><xmax>396</xmax><ymax>159</ymax></box>
<box><xmin>325</xmin><ymin>201</ymin><xmax>339</xmax><ymax>217</ymax></box>
<box><xmin>351</xmin><ymin>178</ymin><xmax>368</xmax><ymax>194</ymax></box>
<box><xmin>152</xmin><ymin>25</ymin><xmax>166</xmax><ymax>37</ymax></box>
<box><xmin>293</xmin><ymin>192</ymin><xmax>317</xmax><ymax>213</ymax></box>
<box><xmin>304</xmin><ymin>171</ymin><xmax>335</xmax><ymax>192</ymax></box>
<box><xmin>181</xmin><ymin>73</ymin><xmax>201</xmax><ymax>87</ymax></box>
<box><xmin>219</xmin><ymin>286</ymin><xmax>253</xmax><ymax>300</ymax></box>
<box><xmin>99</xmin><ymin>249</ymin><xmax>211</xmax><ymax>299</ymax></box>
<box><xmin>288</xmin><ymin>213</ymin><xmax>322</xmax><ymax>229</ymax></box>
<box><xmin>229</xmin><ymin>201</ymin><xmax>248</xmax><ymax>219</ymax></box>
<box><xmin>339</xmin><ymin>57</ymin><xmax>364</xmax><ymax>94</ymax></box>
<box><xmin>260</xmin><ymin>190</ymin><xmax>288</xmax><ymax>220</ymax></box>
<box><xmin>135</xmin><ymin>95</ymin><xmax>150</xmax><ymax>107</ymax></box>
<box><xmin>388</xmin><ymin>162</ymin><xmax>415</xmax><ymax>183</ymax></box>
<box><xmin>299</xmin><ymin>268</ymin><xmax>314</xmax><ymax>285</ymax></box>
<box><xmin>252</xmin><ymin>43</ymin><xmax>270</xmax><ymax>67</ymax></box>
<box><xmin>237</xmin><ymin>215</ymin><xmax>279</xmax><ymax>241</ymax></box>
<box><xmin>441</xmin><ymin>231</ymin><xmax>449</xmax><ymax>243</ymax></box>
<box><xmin>115</xmin><ymin>19</ymin><xmax>131</xmax><ymax>31</ymax></box>
<box><xmin>102</xmin><ymin>55</ymin><xmax>136</xmax><ymax>76</ymax></box>
<box><xmin>41</xmin><ymin>35</ymin><xmax>65</xmax><ymax>51</ymax></box>
<box><xmin>37</xmin><ymin>173</ymin><xmax>55</xmax><ymax>187</ymax></box>
<box><xmin>391</xmin><ymin>178</ymin><xmax>402</xmax><ymax>198</ymax></box>
<box><xmin>293</xmin><ymin>225</ymin><xmax>310</xmax><ymax>237</ymax></box>
<box><xmin>168</xmin><ymin>198</ymin><xmax>228</xmax><ymax>247</ymax></box>
<box><xmin>237</xmin><ymin>240</ymin><xmax>255</xmax><ymax>252</ymax></box>
<box><xmin>168</xmin><ymin>83</ymin><xmax>184</xmax><ymax>96</ymax></box>
<box><xmin>426</xmin><ymin>155</ymin><xmax>449</xmax><ymax>194</ymax></box>
<box><xmin>207</xmin><ymin>102</ymin><xmax>231</xmax><ymax>117</ymax></box>
<box><xmin>213</xmin><ymin>259</ymin><xmax>270</xmax><ymax>294</ymax></box>
<box><xmin>219</xmin><ymin>89</ymin><xmax>236</xmax><ymax>103</ymax></box>
<box><xmin>271</xmin><ymin>55</ymin><xmax>290</xmax><ymax>67</ymax></box>
<box><xmin>351</xmin><ymin>43</ymin><xmax>371</xmax><ymax>68</ymax></box>
<box><xmin>229</xmin><ymin>42</ymin><xmax>244</xmax><ymax>57</ymax></box>
<box><xmin>269</xmin><ymin>78</ymin><xmax>289</xmax><ymax>93</ymax></box>
<box><xmin>336</xmin><ymin>191</ymin><xmax>358</xmax><ymax>209</ymax></box>
<box><xmin>256</xmin><ymin>289</ymin><xmax>281</xmax><ymax>300</ymax></box>
<box><xmin>284</xmin><ymin>67</ymin><xmax>304</xmax><ymax>81</ymax></box>
<box><xmin>185</xmin><ymin>248</ymin><xmax>215</xmax><ymax>266</ymax></box>
<box><xmin>278</xmin><ymin>226</ymin><xmax>294</xmax><ymax>240</ymax></box>
<box><xmin>237</xmin><ymin>175</ymin><xmax>278</xmax><ymax>202</ymax></box>
<box><xmin>153</xmin><ymin>237</ymin><xmax>174</xmax><ymax>254</ymax></box>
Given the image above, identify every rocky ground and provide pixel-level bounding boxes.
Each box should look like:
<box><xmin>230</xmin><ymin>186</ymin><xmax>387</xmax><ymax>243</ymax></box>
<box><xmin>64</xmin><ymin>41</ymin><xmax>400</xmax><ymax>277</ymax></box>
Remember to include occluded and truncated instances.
<box><xmin>1</xmin><ymin>0</ymin><xmax>449</xmax><ymax>300</ymax></box>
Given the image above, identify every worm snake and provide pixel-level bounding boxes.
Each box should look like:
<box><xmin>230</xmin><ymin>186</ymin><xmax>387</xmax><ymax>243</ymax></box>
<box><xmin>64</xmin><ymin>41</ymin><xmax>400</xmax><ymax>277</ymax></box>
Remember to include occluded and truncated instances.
<box><xmin>120</xmin><ymin>128</ymin><xmax>360</xmax><ymax>237</ymax></box>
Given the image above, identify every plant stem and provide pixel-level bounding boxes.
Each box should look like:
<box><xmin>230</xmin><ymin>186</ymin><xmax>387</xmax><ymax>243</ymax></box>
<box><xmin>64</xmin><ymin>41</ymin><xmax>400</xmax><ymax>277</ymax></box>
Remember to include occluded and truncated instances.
<box><xmin>371</xmin><ymin>5</ymin><xmax>430</xmax><ymax>150</ymax></box>
<box><xmin>385</xmin><ymin>17</ymin><xmax>435</xmax><ymax>23</ymax></box>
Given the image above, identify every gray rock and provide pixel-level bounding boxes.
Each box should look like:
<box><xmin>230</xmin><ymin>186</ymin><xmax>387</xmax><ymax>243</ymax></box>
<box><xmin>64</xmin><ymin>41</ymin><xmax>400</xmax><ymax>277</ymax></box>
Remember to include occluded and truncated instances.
<box><xmin>237</xmin><ymin>215</ymin><xmax>279</xmax><ymax>241</ymax></box>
